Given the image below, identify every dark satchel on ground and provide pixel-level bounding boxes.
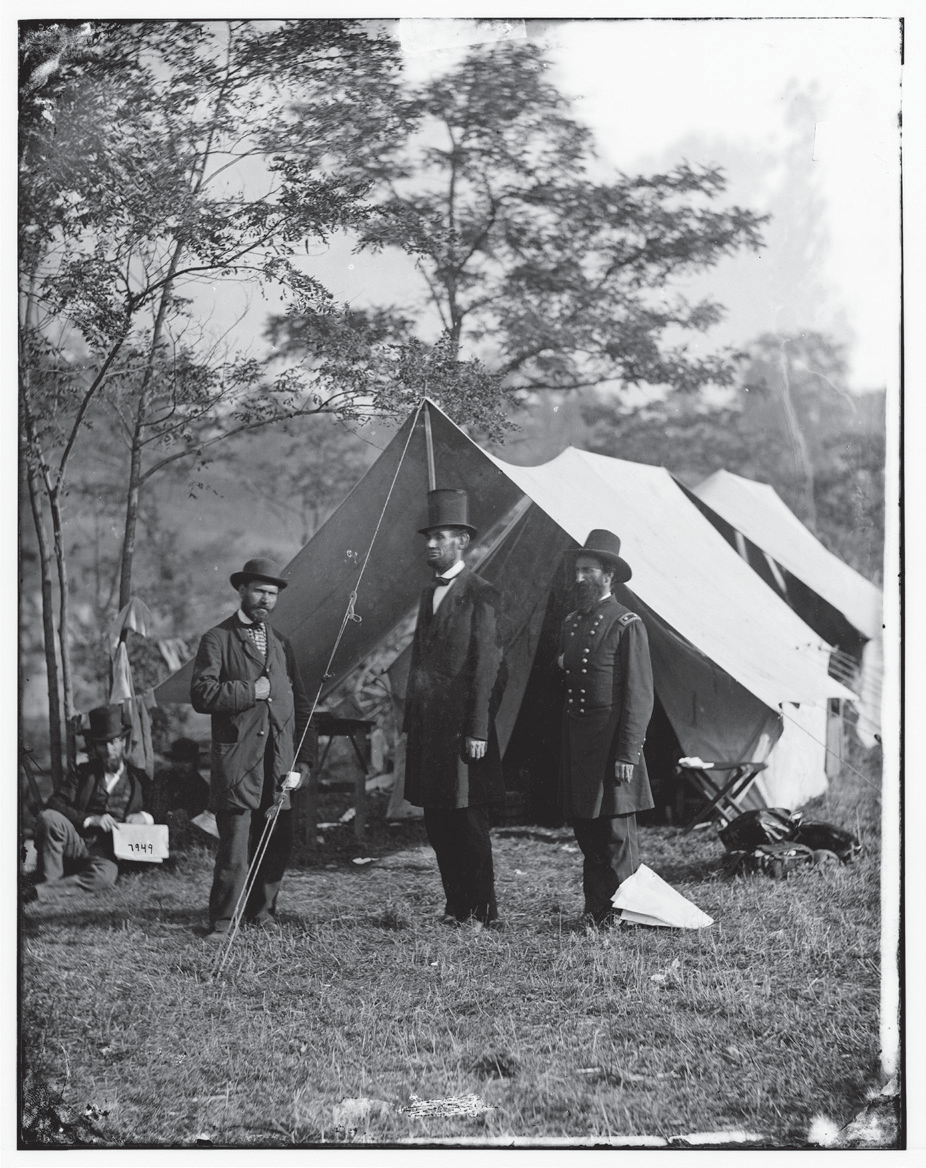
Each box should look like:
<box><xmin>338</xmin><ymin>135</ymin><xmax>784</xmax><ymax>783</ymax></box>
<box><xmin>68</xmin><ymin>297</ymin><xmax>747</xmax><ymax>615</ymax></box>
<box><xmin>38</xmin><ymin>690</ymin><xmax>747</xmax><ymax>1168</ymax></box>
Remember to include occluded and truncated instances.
<box><xmin>719</xmin><ymin>807</ymin><xmax>802</xmax><ymax>851</ymax></box>
<box><xmin>719</xmin><ymin>807</ymin><xmax>861</xmax><ymax>879</ymax></box>
<box><xmin>722</xmin><ymin>841</ymin><xmax>818</xmax><ymax>879</ymax></box>
<box><xmin>789</xmin><ymin>820</ymin><xmax>862</xmax><ymax>863</ymax></box>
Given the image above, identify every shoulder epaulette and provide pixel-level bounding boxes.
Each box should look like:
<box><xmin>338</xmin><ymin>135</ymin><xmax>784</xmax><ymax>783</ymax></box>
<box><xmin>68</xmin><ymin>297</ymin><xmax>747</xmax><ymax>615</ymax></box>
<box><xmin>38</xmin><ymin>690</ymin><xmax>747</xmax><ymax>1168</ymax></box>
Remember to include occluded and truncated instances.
<box><xmin>618</xmin><ymin>611</ymin><xmax>640</xmax><ymax>626</ymax></box>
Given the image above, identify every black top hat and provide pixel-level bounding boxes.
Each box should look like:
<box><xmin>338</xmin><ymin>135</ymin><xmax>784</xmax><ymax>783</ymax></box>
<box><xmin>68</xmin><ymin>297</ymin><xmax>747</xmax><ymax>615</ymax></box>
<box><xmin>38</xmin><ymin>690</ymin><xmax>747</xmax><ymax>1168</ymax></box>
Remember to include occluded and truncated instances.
<box><xmin>166</xmin><ymin>737</ymin><xmax>199</xmax><ymax>763</ymax></box>
<box><xmin>565</xmin><ymin>529</ymin><xmax>633</xmax><ymax>584</ymax></box>
<box><xmin>230</xmin><ymin>557</ymin><xmax>289</xmax><ymax>590</ymax></box>
<box><xmin>417</xmin><ymin>489</ymin><xmax>477</xmax><ymax>537</ymax></box>
<box><xmin>80</xmin><ymin>704</ymin><xmax>132</xmax><ymax>742</ymax></box>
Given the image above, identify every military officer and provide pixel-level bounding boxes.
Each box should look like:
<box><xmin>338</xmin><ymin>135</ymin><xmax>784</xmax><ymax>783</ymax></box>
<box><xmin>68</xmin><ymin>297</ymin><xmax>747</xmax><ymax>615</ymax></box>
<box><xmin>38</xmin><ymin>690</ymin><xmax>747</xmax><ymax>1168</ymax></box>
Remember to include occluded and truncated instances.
<box><xmin>557</xmin><ymin>530</ymin><xmax>654</xmax><ymax>927</ymax></box>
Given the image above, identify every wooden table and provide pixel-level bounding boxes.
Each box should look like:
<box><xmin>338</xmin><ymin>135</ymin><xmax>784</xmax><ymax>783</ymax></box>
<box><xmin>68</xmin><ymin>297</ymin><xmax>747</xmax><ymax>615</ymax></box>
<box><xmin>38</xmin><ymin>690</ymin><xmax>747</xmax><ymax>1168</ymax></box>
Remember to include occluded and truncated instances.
<box><xmin>292</xmin><ymin>712</ymin><xmax>375</xmax><ymax>850</ymax></box>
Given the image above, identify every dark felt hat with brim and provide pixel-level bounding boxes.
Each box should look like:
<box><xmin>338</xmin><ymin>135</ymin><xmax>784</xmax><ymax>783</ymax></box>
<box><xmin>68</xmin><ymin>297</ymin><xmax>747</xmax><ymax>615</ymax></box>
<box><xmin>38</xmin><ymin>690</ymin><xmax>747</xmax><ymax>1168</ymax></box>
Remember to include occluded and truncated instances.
<box><xmin>564</xmin><ymin>529</ymin><xmax>633</xmax><ymax>584</ymax></box>
<box><xmin>80</xmin><ymin>704</ymin><xmax>132</xmax><ymax>742</ymax></box>
<box><xmin>166</xmin><ymin>737</ymin><xmax>199</xmax><ymax>763</ymax></box>
<box><xmin>230</xmin><ymin>557</ymin><xmax>288</xmax><ymax>590</ymax></box>
<box><xmin>418</xmin><ymin>488</ymin><xmax>477</xmax><ymax>537</ymax></box>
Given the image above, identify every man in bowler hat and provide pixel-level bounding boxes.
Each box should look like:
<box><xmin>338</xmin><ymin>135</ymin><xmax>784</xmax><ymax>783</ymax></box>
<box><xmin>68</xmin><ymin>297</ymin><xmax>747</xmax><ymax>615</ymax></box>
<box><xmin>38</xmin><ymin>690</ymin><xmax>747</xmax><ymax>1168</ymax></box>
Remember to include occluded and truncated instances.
<box><xmin>28</xmin><ymin>704</ymin><xmax>154</xmax><ymax>901</ymax></box>
<box><xmin>191</xmin><ymin>558</ymin><xmax>313</xmax><ymax>939</ymax></box>
<box><xmin>151</xmin><ymin>738</ymin><xmax>210</xmax><ymax>825</ymax></box>
<box><xmin>403</xmin><ymin>489</ymin><xmax>505</xmax><ymax>929</ymax></box>
<box><xmin>558</xmin><ymin>530</ymin><xmax>655</xmax><ymax>927</ymax></box>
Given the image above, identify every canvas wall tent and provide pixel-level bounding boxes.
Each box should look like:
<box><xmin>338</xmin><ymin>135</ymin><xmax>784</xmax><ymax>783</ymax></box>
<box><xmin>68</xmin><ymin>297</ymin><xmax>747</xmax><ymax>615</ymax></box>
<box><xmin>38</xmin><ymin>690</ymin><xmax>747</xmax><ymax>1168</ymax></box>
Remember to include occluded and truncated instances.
<box><xmin>689</xmin><ymin>469</ymin><xmax>883</xmax><ymax>748</ymax></box>
<box><xmin>155</xmin><ymin>401</ymin><xmax>855</xmax><ymax>822</ymax></box>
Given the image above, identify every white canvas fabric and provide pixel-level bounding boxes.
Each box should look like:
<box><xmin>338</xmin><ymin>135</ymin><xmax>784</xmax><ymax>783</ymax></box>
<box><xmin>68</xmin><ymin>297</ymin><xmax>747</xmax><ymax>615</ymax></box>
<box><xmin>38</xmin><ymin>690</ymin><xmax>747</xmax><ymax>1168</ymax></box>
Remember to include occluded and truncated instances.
<box><xmin>694</xmin><ymin>468</ymin><xmax>882</xmax><ymax>746</ymax></box>
<box><xmin>694</xmin><ymin>469</ymin><xmax>882</xmax><ymax>641</ymax></box>
<box><xmin>156</xmin><ymin>399</ymin><xmax>855</xmax><ymax>810</ymax></box>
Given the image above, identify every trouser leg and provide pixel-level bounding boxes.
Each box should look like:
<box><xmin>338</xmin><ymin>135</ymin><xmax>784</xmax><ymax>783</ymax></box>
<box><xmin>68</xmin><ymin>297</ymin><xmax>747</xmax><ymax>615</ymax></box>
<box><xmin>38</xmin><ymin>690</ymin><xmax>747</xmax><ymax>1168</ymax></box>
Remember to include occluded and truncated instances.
<box><xmin>245</xmin><ymin>807</ymin><xmax>292</xmax><ymax>923</ymax></box>
<box><xmin>34</xmin><ymin>811</ymin><xmax>120</xmax><ymax>898</ymax></box>
<box><xmin>424</xmin><ymin>807</ymin><xmax>465</xmax><ymax>918</ymax></box>
<box><xmin>210</xmin><ymin>809</ymin><xmax>252</xmax><ymax>931</ymax></box>
<box><xmin>35</xmin><ymin>809</ymin><xmax>89</xmax><ymax>884</ymax></box>
<box><xmin>573</xmin><ymin>813</ymin><xmax>638</xmax><ymax>919</ymax></box>
<box><xmin>244</xmin><ymin>748</ymin><xmax>293</xmax><ymax>923</ymax></box>
<box><xmin>424</xmin><ymin>805</ymin><xmax>497</xmax><ymax>923</ymax></box>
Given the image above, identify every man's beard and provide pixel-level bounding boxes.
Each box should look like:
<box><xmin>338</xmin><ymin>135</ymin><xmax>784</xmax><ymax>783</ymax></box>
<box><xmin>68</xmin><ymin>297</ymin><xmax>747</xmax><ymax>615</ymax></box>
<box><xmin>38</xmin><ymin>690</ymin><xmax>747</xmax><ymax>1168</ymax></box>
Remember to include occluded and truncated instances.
<box><xmin>575</xmin><ymin>581</ymin><xmax>599</xmax><ymax>611</ymax></box>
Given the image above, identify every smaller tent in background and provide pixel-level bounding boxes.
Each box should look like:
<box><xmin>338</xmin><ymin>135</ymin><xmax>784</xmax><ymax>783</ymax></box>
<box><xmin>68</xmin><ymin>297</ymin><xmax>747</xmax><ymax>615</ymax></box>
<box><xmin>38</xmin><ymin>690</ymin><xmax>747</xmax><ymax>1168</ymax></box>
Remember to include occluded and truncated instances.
<box><xmin>688</xmin><ymin>470</ymin><xmax>883</xmax><ymax>749</ymax></box>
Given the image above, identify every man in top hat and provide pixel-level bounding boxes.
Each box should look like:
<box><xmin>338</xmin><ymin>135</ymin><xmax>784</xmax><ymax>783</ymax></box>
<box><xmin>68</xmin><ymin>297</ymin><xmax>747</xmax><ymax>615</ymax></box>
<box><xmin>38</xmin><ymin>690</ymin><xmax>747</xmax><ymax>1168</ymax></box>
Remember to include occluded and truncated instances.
<box><xmin>557</xmin><ymin>530</ymin><xmax>654</xmax><ymax>928</ymax></box>
<box><xmin>28</xmin><ymin>704</ymin><xmax>155</xmax><ymax>901</ymax></box>
<box><xmin>150</xmin><ymin>738</ymin><xmax>210</xmax><ymax>825</ymax></box>
<box><xmin>191</xmin><ymin>558</ymin><xmax>313</xmax><ymax>939</ymax></box>
<box><xmin>403</xmin><ymin>489</ymin><xmax>506</xmax><ymax>929</ymax></box>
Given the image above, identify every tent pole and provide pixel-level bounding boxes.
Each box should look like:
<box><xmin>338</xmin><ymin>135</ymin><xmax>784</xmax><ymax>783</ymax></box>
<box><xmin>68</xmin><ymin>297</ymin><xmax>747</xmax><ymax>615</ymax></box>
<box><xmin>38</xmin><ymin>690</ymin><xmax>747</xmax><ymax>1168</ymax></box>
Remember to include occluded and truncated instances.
<box><xmin>423</xmin><ymin>404</ymin><xmax>436</xmax><ymax>490</ymax></box>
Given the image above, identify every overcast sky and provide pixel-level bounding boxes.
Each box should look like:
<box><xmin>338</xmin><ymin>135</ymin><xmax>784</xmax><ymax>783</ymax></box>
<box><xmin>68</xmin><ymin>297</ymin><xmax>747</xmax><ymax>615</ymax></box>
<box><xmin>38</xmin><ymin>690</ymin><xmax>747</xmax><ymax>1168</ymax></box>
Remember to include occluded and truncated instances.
<box><xmin>396</xmin><ymin>16</ymin><xmax>902</xmax><ymax>394</ymax></box>
<box><xmin>11</xmin><ymin>11</ymin><xmax>903</xmax><ymax>400</ymax></box>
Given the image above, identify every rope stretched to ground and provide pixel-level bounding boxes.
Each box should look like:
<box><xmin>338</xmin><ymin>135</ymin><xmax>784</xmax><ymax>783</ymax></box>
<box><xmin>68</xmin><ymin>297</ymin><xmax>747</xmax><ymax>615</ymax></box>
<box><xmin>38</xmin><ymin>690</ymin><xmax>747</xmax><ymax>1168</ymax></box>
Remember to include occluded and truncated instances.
<box><xmin>211</xmin><ymin>398</ymin><xmax>427</xmax><ymax>975</ymax></box>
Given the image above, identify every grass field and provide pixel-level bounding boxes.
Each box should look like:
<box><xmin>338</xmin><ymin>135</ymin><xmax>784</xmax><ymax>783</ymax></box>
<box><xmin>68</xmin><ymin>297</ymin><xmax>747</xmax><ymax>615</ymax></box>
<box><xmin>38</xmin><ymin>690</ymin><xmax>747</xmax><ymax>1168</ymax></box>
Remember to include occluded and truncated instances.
<box><xmin>19</xmin><ymin>745</ymin><xmax>894</xmax><ymax>1150</ymax></box>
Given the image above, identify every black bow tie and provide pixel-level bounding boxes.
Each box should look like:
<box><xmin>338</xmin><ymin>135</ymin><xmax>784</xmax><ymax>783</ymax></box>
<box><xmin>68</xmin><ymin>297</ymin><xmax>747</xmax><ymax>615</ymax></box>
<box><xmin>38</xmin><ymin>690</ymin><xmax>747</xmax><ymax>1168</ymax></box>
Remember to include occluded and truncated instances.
<box><xmin>431</xmin><ymin>576</ymin><xmax>451</xmax><ymax>587</ymax></box>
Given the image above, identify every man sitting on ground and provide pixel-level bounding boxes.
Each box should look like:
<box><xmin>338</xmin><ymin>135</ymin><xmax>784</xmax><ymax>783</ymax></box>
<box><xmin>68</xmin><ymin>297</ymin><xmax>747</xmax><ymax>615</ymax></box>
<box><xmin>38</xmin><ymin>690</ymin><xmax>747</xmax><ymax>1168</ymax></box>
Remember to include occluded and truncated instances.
<box><xmin>27</xmin><ymin>705</ymin><xmax>154</xmax><ymax>902</ymax></box>
<box><xmin>151</xmin><ymin>737</ymin><xmax>210</xmax><ymax>828</ymax></box>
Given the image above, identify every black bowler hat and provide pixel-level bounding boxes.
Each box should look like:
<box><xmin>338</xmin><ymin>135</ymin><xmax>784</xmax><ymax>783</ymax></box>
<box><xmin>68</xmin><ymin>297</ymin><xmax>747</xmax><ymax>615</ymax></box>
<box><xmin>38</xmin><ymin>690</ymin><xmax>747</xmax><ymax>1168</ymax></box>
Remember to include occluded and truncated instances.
<box><xmin>565</xmin><ymin>529</ymin><xmax>633</xmax><ymax>584</ymax></box>
<box><xmin>418</xmin><ymin>489</ymin><xmax>477</xmax><ymax>537</ymax></box>
<box><xmin>166</xmin><ymin>737</ymin><xmax>199</xmax><ymax>763</ymax></box>
<box><xmin>230</xmin><ymin>557</ymin><xmax>288</xmax><ymax>590</ymax></box>
<box><xmin>80</xmin><ymin>704</ymin><xmax>132</xmax><ymax>743</ymax></box>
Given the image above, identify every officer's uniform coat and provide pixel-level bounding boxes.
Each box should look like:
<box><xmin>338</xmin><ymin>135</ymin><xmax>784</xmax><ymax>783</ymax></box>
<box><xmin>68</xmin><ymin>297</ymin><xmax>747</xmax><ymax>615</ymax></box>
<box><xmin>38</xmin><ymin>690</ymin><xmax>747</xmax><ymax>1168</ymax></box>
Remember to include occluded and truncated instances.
<box><xmin>402</xmin><ymin>567</ymin><xmax>504</xmax><ymax>809</ymax></box>
<box><xmin>190</xmin><ymin>615</ymin><xmax>312</xmax><ymax>811</ymax></box>
<box><xmin>559</xmin><ymin>594</ymin><xmax>655</xmax><ymax>820</ymax></box>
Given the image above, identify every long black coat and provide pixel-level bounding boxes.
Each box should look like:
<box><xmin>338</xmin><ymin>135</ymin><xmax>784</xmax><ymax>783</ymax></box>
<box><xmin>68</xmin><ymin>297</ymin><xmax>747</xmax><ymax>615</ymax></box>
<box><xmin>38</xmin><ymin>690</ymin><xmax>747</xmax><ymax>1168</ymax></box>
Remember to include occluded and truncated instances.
<box><xmin>559</xmin><ymin>594</ymin><xmax>655</xmax><ymax>819</ymax></box>
<box><xmin>402</xmin><ymin>567</ymin><xmax>505</xmax><ymax>810</ymax></box>
<box><xmin>190</xmin><ymin>615</ymin><xmax>312</xmax><ymax>811</ymax></box>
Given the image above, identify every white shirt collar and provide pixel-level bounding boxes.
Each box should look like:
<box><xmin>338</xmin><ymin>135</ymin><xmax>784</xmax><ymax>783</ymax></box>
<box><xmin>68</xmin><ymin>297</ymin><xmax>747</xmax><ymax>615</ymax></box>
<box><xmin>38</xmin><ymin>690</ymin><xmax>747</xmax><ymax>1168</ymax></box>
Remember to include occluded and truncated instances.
<box><xmin>237</xmin><ymin>607</ymin><xmax>255</xmax><ymax>625</ymax></box>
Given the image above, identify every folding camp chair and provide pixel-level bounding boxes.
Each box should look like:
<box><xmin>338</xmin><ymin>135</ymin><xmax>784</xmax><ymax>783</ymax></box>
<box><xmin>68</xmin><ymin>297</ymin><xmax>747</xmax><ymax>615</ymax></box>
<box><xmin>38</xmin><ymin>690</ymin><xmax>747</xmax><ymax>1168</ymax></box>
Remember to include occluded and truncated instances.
<box><xmin>675</xmin><ymin>758</ymin><xmax>768</xmax><ymax>832</ymax></box>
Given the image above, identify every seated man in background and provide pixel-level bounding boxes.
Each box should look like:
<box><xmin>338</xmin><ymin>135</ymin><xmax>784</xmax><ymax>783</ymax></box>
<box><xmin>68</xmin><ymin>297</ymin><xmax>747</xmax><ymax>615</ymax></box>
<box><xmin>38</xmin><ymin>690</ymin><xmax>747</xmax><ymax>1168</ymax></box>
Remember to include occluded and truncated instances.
<box><xmin>151</xmin><ymin>737</ymin><xmax>209</xmax><ymax>828</ymax></box>
<box><xmin>26</xmin><ymin>704</ymin><xmax>154</xmax><ymax>902</ymax></box>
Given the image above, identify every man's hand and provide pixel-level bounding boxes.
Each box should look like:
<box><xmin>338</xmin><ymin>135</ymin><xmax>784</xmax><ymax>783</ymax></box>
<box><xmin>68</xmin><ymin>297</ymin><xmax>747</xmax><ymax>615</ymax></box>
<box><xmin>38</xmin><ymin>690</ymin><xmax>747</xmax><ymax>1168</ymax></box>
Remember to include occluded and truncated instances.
<box><xmin>280</xmin><ymin>765</ymin><xmax>309</xmax><ymax>793</ymax></box>
<box><xmin>465</xmin><ymin>738</ymin><xmax>487</xmax><ymax>761</ymax></box>
<box><xmin>87</xmin><ymin>813</ymin><xmax>119</xmax><ymax>832</ymax></box>
<box><xmin>125</xmin><ymin>812</ymin><xmax>153</xmax><ymax>825</ymax></box>
<box><xmin>254</xmin><ymin>676</ymin><xmax>271</xmax><ymax>700</ymax></box>
<box><xmin>613</xmin><ymin>762</ymin><xmax>635</xmax><ymax>785</ymax></box>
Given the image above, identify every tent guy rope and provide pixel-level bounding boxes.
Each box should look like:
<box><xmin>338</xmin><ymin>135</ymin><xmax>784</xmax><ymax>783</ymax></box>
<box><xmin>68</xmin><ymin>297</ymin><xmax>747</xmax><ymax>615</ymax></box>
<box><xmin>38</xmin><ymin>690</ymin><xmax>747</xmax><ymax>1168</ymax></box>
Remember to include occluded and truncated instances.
<box><xmin>211</xmin><ymin>397</ymin><xmax>429</xmax><ymax>974</ymax></box>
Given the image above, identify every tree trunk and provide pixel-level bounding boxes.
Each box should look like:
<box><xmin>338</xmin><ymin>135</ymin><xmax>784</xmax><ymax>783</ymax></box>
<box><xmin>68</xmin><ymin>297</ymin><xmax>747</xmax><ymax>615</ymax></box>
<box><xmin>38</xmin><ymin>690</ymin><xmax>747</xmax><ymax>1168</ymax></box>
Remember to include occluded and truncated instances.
<box><xmin>47</xmin><ymin>487</ymin><xmax>78</xmax><ymax>770</ymax></box>
<box><xmin>24</xmin><ymin>463</ymin><xmax>64</xmax><ymax>788</ymax></box>
<box><xmin>117</xmin><ymin>244</ymin><xmax>185</xmax><ymax>610</ymax></box>
<box><xmin>119</xmin><ymin>433</ymin><xmax>144</xmax><ymax>612</ymax></box>
<box><xmin>775</xmin><ymin>350</ymin><xmax>817</xmax><ymax>531</ymax></box>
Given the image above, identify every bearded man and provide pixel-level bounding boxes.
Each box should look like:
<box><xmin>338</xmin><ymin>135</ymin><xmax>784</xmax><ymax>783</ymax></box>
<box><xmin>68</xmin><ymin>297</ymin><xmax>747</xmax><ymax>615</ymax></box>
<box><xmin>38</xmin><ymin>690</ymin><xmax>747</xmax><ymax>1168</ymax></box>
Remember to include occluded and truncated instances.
<box><xmin>191</xmin><ymin>558</ymin><xmax>312</xmax><ymax>939</ymax></box>
<box><xmin>558</xmin><ymin>530</ymin><xmax>655</xmax><ymax>928</ymax></box>
<box><xmin>402</xmin><ymin>489</ymin><xmax>505</xmax><ymax>930</ymax></box>
<box><xmin>28</xmin><ymin>704</ymin><xmax>154</xmax><ymax>901</ymax></box>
